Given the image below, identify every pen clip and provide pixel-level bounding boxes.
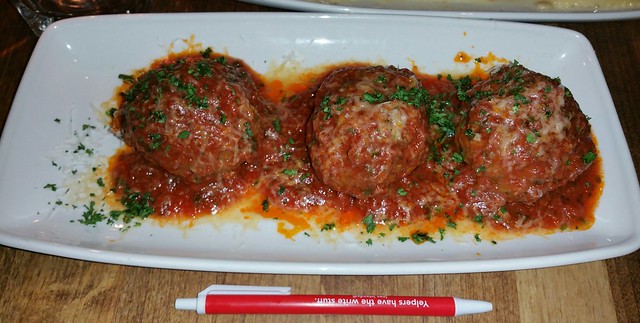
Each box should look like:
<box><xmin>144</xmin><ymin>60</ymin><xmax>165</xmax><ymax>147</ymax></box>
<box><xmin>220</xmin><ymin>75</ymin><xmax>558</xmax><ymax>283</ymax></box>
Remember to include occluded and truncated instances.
<box><xmin>199</xmin><ymin>284</ymin><xmax>292</xmax><ymax>296</ymax></box>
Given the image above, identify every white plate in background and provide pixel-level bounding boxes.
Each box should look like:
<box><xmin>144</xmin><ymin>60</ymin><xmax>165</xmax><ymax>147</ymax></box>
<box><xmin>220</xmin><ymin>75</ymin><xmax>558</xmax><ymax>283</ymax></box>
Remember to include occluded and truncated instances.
<box><xmin>241</xmin><ymin>0</ymin><xmax>640</xmax><ymax>21</ymax></box>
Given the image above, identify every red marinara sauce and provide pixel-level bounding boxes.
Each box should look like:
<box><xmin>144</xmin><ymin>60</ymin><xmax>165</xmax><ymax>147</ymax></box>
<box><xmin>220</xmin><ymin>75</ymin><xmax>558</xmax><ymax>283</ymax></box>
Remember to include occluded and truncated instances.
<box><xmin>107</xmin><ymin>50</ymin><xmax>603</xmax><ymax>240</ymax></box>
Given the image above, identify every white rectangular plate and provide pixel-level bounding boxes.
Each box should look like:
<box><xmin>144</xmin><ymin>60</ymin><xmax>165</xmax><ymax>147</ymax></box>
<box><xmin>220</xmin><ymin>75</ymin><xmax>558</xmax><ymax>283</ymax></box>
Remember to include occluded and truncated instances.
<box><xmin>241</xmin><ymin>0</ymin><xmax>640</xmax><ymax>22</ymax></box>
<box><xmin>1</xmin><ymin>13</ymin><xmax>639</xmax><ymax>274</ymax></box>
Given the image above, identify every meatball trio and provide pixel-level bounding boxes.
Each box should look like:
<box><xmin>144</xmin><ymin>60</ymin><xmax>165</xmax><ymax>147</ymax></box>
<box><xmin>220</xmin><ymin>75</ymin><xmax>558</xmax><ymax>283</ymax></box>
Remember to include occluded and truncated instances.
<box><xmin>115</xmin><ymin>56</ymin><xmax>595</xmax><ymax>208</ymax></box>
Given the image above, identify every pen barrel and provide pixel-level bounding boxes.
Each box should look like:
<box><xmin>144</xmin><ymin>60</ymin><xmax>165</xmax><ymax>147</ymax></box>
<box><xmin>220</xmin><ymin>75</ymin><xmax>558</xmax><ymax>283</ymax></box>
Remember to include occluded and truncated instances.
<box><xmin>204</xmin><ymin>295</ymin><xmax>456</xmax><ymax>316</ymax></box>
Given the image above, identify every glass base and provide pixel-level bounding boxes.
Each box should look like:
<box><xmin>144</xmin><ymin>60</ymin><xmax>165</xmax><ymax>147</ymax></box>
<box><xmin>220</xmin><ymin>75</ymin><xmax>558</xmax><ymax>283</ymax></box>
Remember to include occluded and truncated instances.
<box><xmin>10</xmin><ymin>0</ymin><xmax>149</xmax><ymax>37</ymax></box>
<box><xmin>11</xmin><ymin>0</ymin><xmax>55</xmax><ymax>36</ymax></box>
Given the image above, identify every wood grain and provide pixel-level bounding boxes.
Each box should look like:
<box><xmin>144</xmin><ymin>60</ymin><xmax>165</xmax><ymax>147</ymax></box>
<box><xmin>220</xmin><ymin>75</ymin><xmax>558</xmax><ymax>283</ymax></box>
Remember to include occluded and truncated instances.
<box><xmin>516</xmin><ymin>263</ymin><xmax>616</xmax><ymax>322</ymax></box>
<box><xmin>1</xmin><ymin>1</ymin><xmax>638</xmax><ymax>322</ymax></box>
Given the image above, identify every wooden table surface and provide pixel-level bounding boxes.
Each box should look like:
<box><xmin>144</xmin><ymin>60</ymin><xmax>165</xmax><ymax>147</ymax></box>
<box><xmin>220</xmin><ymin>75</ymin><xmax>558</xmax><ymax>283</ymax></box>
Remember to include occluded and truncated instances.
<box><xmin>1</xmin><ymin>1</ymin><xmax>638</xmax><ymax>322</ymax></box>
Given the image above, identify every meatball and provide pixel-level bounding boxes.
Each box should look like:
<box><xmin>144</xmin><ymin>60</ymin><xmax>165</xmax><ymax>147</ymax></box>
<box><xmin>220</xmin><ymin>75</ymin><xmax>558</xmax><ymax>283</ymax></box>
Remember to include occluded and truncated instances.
<box><xmin>306</xmin><ymin>66</ymin><xmax>430</xmax><ymax>198</ymax></box>
<box><xmin>115</xmin><ymin>54</ymin><xmax>266</xmax><ymax>183</ymax></box>
<box><xmin>457</xmin><ymin>62</ymin><xmax>596</xmax><ymax>203</ymax></box>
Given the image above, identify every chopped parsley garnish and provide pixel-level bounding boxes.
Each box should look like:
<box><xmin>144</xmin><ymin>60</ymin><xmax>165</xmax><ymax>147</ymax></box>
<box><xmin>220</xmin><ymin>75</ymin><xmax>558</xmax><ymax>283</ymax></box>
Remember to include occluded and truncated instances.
<box><xmin>453</xmin><ymin>75</ymin><xmax>473</xmax><ymax>102</ymax></box>
<box><xmin>106</xmin><ymin>108</ymin><xmax>117</xmax><ymax>118</ymax></box>
<box><xmin>114</xmin><ymin>191</ymin><xmax>154</xmax><ymax>219</ymax></box>
<box><xmin>43</xmin><ymin>183</ymin><xmax>57</xmax><ymax>191</ymax></box>
<box><xmin>183</xmin><ymin>83</ymin><xmax>209</xmax><ymax>109</ymax></box>
<box><xmin>201</xmin><ymin>47</ymin><xmax>213</xmax><ymax>58</ymax></box>
<box><xmin>363</xmin><ymin>213</ymin><xmax>376</xmax><ymax>233</ymax></box>
<box><xmin>214</xmin><ymin>56</ymin><xmax>227</xmax><ymax>65</ymax></box>
<box><xmin>513</xmin><ymin>93</ymin><xmax>530</xmax><ymax>105</ymax></box>
<box><xmin>565</xmin><ymin>89</ymin><xmax>573</xmax><ymax>98</ymax></box>
<box><xmin>427</xmin><ymin>100</ymin><xmax>456</xmax><ymax>139</ymax></box>
<box><xmin>118</xmin><ymin>74</ymin><xmax>135</xmax><ymax>83</ymax></box>
<box><xmin>582</xmin><ymin>151</ymin><xmax>597</xmax><ymax>164</ymax></box>
<box><xmin>411</xmin><ymin>231</ymin><xmax>436</xmax><ymax>244</ymax></box>
<box><xmin>396</xmin><ymin>188</ymin><xmax>408</xmax><ymax>197</ymax></box>
<box><xmin>73</xmin><ymin>143</ymin><xmax>94</xmax><ymax>156</ymax></box>
<box><xmin>178</xmin><ymin>130</ymin><xmax>191</xmax><ymax>139</ymax></box>
<box><xmin>86</xmin><ymin>190</ymin><xmax>154</xmax><ymax>231</ymax></box>
<box><xmin>320</xmin><ymin>96</ymin><xmax>332</xmax><ymax>119</ymax></box>
<box><xmin>321</xmin><ymin>223</ymin><xmax>336</xmax><ymax>231</ymax></box>
<box><xmin>374</xmin><ymin>75</ymin><xmax>387</xmax><ymax>84</ymax></box>
<box><xmin>189</xmin><ymin>60</ymin><xmax>213</xmax><ymax>78</ymax></box>
<box><xmin>362</xmin><ymin>91</ymin><xmax>385</xmax><ymax>104</ymax></box>
<box><xmin>273</xmin><ymin>117</ymin><xmax>281</xmax><ymax>132</ymax></box>
<box><xmin>389</xmin><ymin>86</ymin><xmax>431</xmax><ymax>107</ymax></box>
<box><xmin>464</xmin><ymin>129</ymin><xmax>476</xmax><ymax>139</ymax></box>
<box><xmin>147</xmin><ymin>133</ymin><xmax>162</xmax><ymax>150</ymax></box>
<box><xmin>121</xmin><ymin>60</ymin><xmax>213</xmax><ymax>110</ymax></box>
<box><xmin>281</xmin><ymin>169</ymin><xmax>298</xmax><ymax>176</ymax></box>
<box><xmin>244</xmin><ymin>122</ymin><xmax>254</xmax><ymax>138</ymax></box>
<box><xmin>78</xmin><ymin>201</ymin><xmax>106</xmax><ymax>226</ymax></box>
<box><xmin>319</xmin><ymin>96</ymin><xmax>347</xmax><ymax>120</ymax></box>
<box><xmin>150</xmin><ymin>110</ymin><xmax>167</xmax><ymax>123</ymax></box>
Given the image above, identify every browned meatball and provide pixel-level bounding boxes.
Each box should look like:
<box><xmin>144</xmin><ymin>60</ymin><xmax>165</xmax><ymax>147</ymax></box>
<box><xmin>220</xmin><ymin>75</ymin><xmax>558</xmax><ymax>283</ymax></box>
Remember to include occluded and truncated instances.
<box><xmin>457</xmin><ymin>62</ymin><xmax>596</xmax><ymax>203</ymax></box>
<box><xmin>306</xmin><ymin>66</ymin><xmax>431</xmax><ymax>198</ymax></box>
<box><xmin>115</xmin><ymin>54</ymin><xmax>266</xmax><ymax>183</ymax></box>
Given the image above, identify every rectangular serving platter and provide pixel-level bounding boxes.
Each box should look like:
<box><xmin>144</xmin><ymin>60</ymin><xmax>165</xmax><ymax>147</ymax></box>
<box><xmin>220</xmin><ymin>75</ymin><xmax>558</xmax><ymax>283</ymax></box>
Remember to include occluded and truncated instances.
<box><xmin>0</xmin><ymin>13</ymin><xmax>638</xmax><ymax>274</ymax></box>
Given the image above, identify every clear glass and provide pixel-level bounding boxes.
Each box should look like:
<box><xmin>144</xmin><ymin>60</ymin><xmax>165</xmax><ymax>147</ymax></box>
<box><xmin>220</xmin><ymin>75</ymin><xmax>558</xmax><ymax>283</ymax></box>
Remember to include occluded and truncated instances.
<box><xmin>10</xmin><ymin>0</ymin><xmax>149</xmax><ymax>36</ymax></box>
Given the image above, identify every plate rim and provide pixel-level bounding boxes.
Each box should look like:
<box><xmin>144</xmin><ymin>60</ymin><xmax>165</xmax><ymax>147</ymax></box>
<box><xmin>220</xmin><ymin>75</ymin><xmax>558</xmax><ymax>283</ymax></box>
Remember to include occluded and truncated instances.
<box><xmin>240</xmin><ymin>0</ymin><xmax>640</xmax><ymax>22</ymax></box>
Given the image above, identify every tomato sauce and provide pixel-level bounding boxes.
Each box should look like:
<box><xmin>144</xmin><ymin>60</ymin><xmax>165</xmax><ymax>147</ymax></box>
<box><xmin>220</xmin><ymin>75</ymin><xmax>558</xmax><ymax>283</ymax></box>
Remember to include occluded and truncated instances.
<box><xmin>107</xmin><ymin>51</ymin><xmax>602</xmax><ymax>241</ymax></box>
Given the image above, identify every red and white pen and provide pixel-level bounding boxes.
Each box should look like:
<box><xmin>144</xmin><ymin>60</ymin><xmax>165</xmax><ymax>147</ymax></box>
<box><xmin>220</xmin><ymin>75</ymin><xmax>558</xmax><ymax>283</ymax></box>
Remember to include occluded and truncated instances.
<box><xmin>175</xmin><ymin>285</ymin><xmax>492</xmax><ymax>316</ymax></box>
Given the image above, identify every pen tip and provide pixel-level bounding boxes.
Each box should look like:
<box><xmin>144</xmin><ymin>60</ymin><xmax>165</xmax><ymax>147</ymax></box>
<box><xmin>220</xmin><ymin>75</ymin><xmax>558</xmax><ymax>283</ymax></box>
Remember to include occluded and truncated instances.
<box><xmin>454</xmin><ymin>298</ymin><xmax>493</xmax><ymax>316</ymax></box>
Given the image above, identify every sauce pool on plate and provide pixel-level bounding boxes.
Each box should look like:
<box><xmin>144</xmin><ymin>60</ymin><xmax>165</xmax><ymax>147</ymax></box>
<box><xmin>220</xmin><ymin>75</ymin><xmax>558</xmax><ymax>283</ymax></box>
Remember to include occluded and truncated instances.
<box><xmin>101</xmin><ymin>47</ymin><xmax>602</xmax><ymax>243</ymax></box>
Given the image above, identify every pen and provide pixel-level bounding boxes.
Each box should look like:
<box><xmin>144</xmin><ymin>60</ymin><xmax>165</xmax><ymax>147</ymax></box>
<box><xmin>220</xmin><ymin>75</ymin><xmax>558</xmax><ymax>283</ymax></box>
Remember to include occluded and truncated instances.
<box><xmin>175</xmin><ymin>285</ymin><xmax>493</xmax><ymax>316</ymax></box>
